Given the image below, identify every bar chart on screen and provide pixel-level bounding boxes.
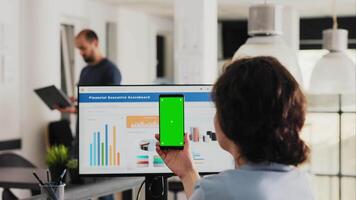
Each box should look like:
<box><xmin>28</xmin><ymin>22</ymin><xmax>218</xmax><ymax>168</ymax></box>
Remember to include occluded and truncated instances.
<box><xmin>89</xmin><ymin>124</ymin><xmax>120</xmax><ymax>167</ymax></box>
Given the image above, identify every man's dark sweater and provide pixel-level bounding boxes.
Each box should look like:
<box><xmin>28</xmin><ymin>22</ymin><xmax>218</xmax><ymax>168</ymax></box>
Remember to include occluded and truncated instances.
<box><xmin>78</xmin><ymin>58</ymin><xmax>121</xmax><ymax>85</ymax></box>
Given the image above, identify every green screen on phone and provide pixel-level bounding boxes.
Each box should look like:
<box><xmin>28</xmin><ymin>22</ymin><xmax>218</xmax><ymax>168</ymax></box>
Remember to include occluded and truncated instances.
<box><xmin>159</xmin><ymin>95</ymin><xmax>184</xmax><ymax>148</ymax></box>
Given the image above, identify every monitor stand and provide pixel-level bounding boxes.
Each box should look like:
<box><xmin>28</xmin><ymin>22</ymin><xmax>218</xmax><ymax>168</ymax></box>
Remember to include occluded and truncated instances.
<box><xmin>145</xmin><ymin>176</ymin><xmax>168</xmax><ymax>200</ymax></box>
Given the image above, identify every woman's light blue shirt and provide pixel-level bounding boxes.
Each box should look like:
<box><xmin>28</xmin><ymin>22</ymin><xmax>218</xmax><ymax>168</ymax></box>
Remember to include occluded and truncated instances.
<box><xmin>190</xmin><ymin>163</ymin><xmax>314</xmax><ymax>200</ymax></box>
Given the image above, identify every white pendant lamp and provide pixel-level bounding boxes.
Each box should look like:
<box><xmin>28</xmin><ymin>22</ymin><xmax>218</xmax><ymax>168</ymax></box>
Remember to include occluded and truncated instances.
<box><xmin>308</xmin><ymin>3</ymin><xmax>356</xmax><ymax>94</ymax></box>
<box><xmin>232</xmin><ymin>4</ymin><xmax>303</xmax><ymax>85</ymax></box>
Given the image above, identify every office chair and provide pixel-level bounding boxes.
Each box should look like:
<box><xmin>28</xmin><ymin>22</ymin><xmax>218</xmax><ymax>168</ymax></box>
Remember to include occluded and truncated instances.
<box><xmin>46</xmin><ymin>119</ymin><xmax>74</xmax><ymax>150</ymax></box>
<box><xmin>0</xmin><ymin>153</ymin><xmax>35</xmax><ymax>168</ymax></box>
<box><xmin>168</xmin><ymin>180</ymin><xmax>184</xmax><ymax>200</ymax></box>
<box><xmin>2</xmin><ymin>188</ymin><xmax>18</xmax><ymax>200</ymax></box>
<box><xmin>0</xmin><ymin>153</ymin><xmax>40</xmax><ymax>200</ymax></box>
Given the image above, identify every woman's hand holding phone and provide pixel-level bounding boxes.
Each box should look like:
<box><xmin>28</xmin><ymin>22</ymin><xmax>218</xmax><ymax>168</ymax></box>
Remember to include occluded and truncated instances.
<box><xmin>155</xmin><ymin>133</ymin><xmax>194</xmax><ymax>177</ymax></box>
<box><xmin>155</xmin><ymin>133</ymin><xmax>200</xmax><ymax>198</ymax></box>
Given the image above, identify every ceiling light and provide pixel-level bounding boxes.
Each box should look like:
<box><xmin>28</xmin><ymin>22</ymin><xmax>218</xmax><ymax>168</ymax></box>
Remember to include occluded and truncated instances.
<box><xmin>232</xmin><ymin>4</ymin><xmax>303</xmax><ymax>85</ymax></box>
<box><xmin>309</xmin><ymin>0</ymin><xmax>355</xmax><ymax>94</ymax></box>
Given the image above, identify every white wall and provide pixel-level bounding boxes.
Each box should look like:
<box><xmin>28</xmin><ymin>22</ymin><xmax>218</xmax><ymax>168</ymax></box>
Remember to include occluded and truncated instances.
<box><xmin>0</xmin><ymin>0</ymin><xmax>22</xmax><ymax>142</ymax></box>
<box><xmin>21</xmin><ymin>0</ymin><xmax>61</xmax><ymax>168</ymax></box>
<box><xmin>174</xmin><ymin>0</ymin><xmax>218</xmax><ymax>84</ymax></box>
<box><xmin>117</xmin><ymin>9</ymin><xmax>155</xmax><ymax>84</ymax></box>
<box><xmin>117</xmin><ymin>8</ymin><xmax>174</xmax><ymax>84</ymax></box>
<box><xmin>150</xmin><ymin>15</ymin><xmax>174</xmax><ymax>83</ymax></box>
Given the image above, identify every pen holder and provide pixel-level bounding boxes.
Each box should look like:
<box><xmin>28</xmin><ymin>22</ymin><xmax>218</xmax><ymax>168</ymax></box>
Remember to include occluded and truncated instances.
<box><xmin>40</xmin><ymin>183</ymin><xmax>65</xmax><ymax>200</ymax></box>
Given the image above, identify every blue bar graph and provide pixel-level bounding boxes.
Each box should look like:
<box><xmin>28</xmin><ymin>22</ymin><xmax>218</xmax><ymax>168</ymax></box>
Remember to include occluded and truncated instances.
<box><xmin>89</xmin><ymin>125</ymin><xmax>120</xmax><ymax>167</ymax></box>
<box><xmin>105</xmin><ymin>124</ymin><xmax>108</xmax><ymax>166</ymax></box>
<box><xmin>93</xmin><ymin>132</ymin><xmax>96</xmax><ymax>165</ymax></box>
<box><xmin>98</xmin><ymin>131</ymin><xmax>100</xmax><ymax>166</ymax></box>
<box><xmin>90</xmin><ymin>144</ymin><xmax>93</xmax><ymax>166</ymax></box>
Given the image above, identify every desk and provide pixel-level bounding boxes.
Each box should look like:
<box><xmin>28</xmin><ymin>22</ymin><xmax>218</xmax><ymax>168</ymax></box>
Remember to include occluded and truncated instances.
<box><xmin>25</xmin><ymin>177</ymin><xmax>144</xmax><ymax>200</ymax></box>
<box><xmin>0</xmin><ymin>167</ymin><xmax>46</xmax><ymax>190</ymax></box>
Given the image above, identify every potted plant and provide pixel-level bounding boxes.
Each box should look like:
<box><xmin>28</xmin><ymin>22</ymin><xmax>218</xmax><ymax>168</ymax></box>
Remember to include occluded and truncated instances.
<box><xmin>46</xmin><ymin>145</ymin><xmax>69</xmax><ymax>183</ymax></box>
<box><xmin>66</xmin><ymin>159</ymin><xmax>83</xmax><ymax>184</ymax></box>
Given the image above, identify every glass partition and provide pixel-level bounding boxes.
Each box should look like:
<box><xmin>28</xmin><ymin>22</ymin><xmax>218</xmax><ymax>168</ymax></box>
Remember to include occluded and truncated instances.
<box><xmin>301</xmin><ymin>94</ymin><xmax>356</xmax><ymax>200</ymax></box>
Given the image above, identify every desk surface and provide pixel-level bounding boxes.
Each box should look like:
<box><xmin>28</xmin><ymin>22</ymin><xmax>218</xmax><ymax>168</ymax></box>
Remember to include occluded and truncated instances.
<box><xmin>0</xmin><ymin>167</ymin><xmax>144</xmax><ymax>200</ymax></box>
<box><xmin>66</xmin><ymin>177</ymin><xmax>143</xmax><ymax>199</ymax></box>
<box><xmin>24</xmin><ymin>177</ymin><xmax>144</xmax><ymax>200</ymax></box>
<box><xmin>0</xmin><ymin>167</ymin><xmax>46</xmax><ymax>190</ymax></box>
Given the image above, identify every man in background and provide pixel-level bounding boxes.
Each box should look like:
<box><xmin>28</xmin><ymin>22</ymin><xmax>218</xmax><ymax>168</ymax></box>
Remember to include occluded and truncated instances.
<box><xmin>58</xmin><ymin>29</ymin><xmax>121</xmax><ymax>113</ymax></box>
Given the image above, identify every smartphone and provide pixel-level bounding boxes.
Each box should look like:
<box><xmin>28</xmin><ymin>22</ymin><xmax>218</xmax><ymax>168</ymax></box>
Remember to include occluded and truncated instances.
<box><xmin>159</xmin><ymin>94</ymin><xmax>184</xmax><ymax>149</ymax></box>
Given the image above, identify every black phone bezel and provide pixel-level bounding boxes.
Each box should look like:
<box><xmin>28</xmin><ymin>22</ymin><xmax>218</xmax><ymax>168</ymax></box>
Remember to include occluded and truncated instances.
<box><xmin>159</xmin><ymin>94</ymin><xmax>185</xmax><ymax>150</ymax></box>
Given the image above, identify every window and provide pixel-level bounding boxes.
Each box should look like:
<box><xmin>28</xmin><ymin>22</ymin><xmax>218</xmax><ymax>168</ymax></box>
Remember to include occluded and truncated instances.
<box><xmin>60</xmin><ymin>24</ymin><xmax>75</xmax><ymax>124</ymax></box>
<box><xmin>106</xmin><ymin>22</ymin><xmax>118</xmax><ymax>63</ymax></box>
<box><xmin>301</xmin><ymin>94</ymin><xmax>356</xmax><ymax>200</ymax></box>
<box><xmin>299</xmin><ymin>23</ymin><xmax>356</xmax><ymax>197</ymax></box>
<box><xmin>60</xmin><ymin>24</ymin><xmax>75</xmax><ymax>96</ymax></box>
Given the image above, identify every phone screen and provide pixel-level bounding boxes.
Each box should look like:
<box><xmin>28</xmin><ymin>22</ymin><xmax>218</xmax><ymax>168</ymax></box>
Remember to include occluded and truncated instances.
<box><xmin>159</xmin><ymin>94</ymin><xmax>184</xmax><ymax>149</ymax></box>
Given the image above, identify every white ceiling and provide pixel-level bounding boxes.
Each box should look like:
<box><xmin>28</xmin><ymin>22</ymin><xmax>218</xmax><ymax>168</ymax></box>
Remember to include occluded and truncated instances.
<box><xmin>102</xmin><ymin>0</ymin><xmax>356</xmax><ymax>19</ymax></box>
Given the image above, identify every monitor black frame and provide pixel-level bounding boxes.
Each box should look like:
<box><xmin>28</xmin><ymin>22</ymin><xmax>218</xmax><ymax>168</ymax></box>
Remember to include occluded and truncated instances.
<box><xmin>78</xmin><ymin>84</ymin><xmax>231</xmax><ymax>177</ymax></box>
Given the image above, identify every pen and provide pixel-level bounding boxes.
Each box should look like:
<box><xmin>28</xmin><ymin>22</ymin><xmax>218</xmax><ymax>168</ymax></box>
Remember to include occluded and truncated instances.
<box><xmin>58</xmin><ymin>169</ymin><xmax>67</xmax><ymax>185</ymax></box>
<box><xmin>32</xmin><ymin>172</ymin><xmax>44</xmax><ymax>185</ymax></box>
<box><xmin>47</xmin><ymin>169</ymin><xmax>50</xmax><ymax>182</ymax></box>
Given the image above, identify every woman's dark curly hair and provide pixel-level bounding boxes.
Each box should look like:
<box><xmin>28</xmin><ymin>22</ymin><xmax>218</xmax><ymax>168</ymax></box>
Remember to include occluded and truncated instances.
<box><xmin>212</xmin><ymin>56</ymin><xmax>309</xmax><ymax>166</ymax></box>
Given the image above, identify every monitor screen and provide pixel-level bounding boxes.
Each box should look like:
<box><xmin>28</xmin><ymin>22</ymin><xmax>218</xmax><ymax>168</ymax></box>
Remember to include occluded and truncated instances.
<box><xmin>78</xmin><ymin>85</ymin><xmax>234</xmax><ymax>175</ymax></box>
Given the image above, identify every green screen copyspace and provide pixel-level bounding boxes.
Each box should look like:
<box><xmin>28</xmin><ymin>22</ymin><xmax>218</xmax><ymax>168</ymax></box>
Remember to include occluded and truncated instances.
<box><xmin>159</xmin><ymin>96</ymin><xmax>184</xmax><ymax>147</ymax></box>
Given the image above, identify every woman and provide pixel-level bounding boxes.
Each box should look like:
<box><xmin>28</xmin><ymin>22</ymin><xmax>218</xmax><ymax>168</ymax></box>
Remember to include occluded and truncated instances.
<box><xmin>155</xmin><ymin>56</ymin><xmax>314</xmax><ymax>200</ymax></box>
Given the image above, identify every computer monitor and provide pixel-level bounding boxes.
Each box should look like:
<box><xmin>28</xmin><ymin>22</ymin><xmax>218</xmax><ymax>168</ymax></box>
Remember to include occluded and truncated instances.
<box><xmin>78</xmin><ymin>85</ymin><xmax>234</xmax><ymax>175</ymax></box>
